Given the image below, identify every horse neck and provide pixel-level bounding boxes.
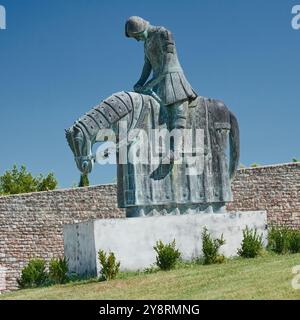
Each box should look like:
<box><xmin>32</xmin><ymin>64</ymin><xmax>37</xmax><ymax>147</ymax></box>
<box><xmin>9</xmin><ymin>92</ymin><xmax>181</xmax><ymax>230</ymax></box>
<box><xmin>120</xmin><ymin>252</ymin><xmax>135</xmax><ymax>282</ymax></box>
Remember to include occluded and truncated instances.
<box><xmin>73</xmin><ymin>91</ymin><xmax>153</xmax><ymax>155</ymax></box>
<box><xmin>79</xmin><ymin>92</ymin><xmax>137</xmax><ymax>141</ymax></box>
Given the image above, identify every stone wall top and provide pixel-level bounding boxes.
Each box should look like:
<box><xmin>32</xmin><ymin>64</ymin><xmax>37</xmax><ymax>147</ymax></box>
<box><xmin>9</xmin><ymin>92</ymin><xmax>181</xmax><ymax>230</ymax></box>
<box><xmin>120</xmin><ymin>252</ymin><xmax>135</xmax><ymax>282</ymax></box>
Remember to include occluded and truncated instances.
<box><xmin>238</xmin><ymin>162</ymin><xmax>300</xmax><ymax>171</ymax></box>
<box><xmin>0</xmin><ymin>162</ymin><xmax>298</xmax><ymax>200</ymax></box>
<box><xmin>0</xmin><ymin>183</ymin><xmax>117</xmax><ymax>200</ymax></box>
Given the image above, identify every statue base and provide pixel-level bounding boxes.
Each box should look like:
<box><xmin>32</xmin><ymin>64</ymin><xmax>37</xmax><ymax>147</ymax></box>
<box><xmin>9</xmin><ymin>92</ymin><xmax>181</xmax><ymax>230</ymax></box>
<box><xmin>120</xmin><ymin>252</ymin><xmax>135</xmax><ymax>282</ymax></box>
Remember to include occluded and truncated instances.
<box><xmin>126</xmin><ymin>203</ymin><xmax>228</xmax><ymax>217</ymax></box>
<box><xmin>64</xmin><ymin>211</ymin><xmax>267</xmax><ymax>277</ymax></box>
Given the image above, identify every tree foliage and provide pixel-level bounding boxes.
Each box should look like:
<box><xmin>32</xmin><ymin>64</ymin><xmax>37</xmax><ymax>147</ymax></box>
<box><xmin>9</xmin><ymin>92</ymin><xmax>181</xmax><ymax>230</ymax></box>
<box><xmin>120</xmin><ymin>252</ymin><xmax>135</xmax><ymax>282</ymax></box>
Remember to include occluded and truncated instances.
<box><xmin>0</xmin><ymin>164</ymin><xmax>57</xmax><ymax>195</ymax></box>
<box><xmin>78</xmin><ymin>174</ymin><xmax>89</xmax><ymax>187</ymax></box>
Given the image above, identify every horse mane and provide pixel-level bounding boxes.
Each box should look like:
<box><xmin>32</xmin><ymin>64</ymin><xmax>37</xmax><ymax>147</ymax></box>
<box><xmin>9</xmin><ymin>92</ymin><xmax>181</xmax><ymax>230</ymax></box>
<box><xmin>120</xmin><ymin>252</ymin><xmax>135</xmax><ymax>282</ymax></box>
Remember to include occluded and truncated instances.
<box><xmin>66</xmin><ymin>91</ymin><xmax>135</xmax><ymax>143</ymax></box>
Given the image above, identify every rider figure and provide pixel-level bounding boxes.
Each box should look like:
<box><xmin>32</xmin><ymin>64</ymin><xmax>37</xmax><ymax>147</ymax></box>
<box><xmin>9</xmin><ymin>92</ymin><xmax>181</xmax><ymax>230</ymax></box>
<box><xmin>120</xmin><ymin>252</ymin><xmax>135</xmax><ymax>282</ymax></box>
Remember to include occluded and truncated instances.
<box><xmin>125</xmin><ymin>16</ymin><xmax>198</xmax><ymax>162</ymax></box>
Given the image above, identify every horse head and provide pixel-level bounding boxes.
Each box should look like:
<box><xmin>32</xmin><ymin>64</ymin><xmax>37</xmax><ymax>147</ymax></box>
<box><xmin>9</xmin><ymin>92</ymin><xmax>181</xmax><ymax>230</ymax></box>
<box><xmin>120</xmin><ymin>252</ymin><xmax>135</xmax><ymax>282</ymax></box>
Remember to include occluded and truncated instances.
<box><xmin>65</xmin><ymin>124</ymin><xmax>94</xmax><ymax>175</ymax></box>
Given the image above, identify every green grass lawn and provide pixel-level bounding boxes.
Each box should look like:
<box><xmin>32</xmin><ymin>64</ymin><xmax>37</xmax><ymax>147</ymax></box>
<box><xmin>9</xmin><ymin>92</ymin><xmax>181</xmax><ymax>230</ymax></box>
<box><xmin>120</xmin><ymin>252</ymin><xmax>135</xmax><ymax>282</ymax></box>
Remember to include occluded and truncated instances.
<box><xmin>1</xmin><ymin>253</ymin><xmax>300</xmax><ymax>300</ymax></box>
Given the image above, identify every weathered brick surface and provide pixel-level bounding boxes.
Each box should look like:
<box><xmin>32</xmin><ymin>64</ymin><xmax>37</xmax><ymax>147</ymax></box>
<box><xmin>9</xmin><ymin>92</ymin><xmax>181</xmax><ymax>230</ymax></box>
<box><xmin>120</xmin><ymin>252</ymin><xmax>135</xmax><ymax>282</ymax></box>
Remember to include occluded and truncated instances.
<box><xmin>0</xmin><ymin>184</ymin><xmax>125</xmax><ymax>292</ymax></box>
<box><xmin>0</xmin><ymin>163</ymin><xmax>299</xmax><ymax>292</ymax></box>
<box><xmin>228</xmin><ymin>163</ymin><xmax>300</xmax><ymax>228</ymax></box>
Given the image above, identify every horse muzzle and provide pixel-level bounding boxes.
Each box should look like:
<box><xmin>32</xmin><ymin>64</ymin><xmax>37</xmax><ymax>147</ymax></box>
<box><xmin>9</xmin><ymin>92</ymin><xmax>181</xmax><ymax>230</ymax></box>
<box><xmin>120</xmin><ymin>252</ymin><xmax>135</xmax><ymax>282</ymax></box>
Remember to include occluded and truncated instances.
<box><xmin>75</xmin><ymin>156</ymin><xmax>95</xmax><ymax>174</ymax></box>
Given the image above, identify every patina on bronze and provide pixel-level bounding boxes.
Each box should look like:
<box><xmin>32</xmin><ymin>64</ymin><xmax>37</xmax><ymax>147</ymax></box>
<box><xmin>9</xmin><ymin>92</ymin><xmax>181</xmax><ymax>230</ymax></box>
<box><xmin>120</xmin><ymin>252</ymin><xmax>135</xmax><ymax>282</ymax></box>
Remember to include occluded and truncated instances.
<box><xmin>125</xmin><ymin>16</ymin><xmax>199</xmax><ymax>162</ymax></box>
<box><xmin>66</xmin><ymin>17</ymin><xmax>240</xmax><ymax>216</ymax></box>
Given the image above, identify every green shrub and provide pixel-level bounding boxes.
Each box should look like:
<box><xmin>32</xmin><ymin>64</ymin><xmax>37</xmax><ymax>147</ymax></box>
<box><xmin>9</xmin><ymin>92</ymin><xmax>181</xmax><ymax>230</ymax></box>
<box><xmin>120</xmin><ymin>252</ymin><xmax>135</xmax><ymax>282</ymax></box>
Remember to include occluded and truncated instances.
<box><xmin>98</xmin><ymin>250</ymin><xmax>120</xmax><ymax>281</ymax></box>
<box><xmin>267</xmin><ymin>226</ymin><xmax>290</xmax><ymax>254</ymax></box>
<box><xmin>49</xmin><ymin>257</ymin><xmax>69</xmax><ymax>284</ymax></box>
<box><xmin>288</xmin><ymin>230</ymin><xmax>300</xmax><ymax>253</ymax></box>
<box><xmin>153</xmin><ymin>239</ymin><xmax>181</xmax><ymax>271</ymax></box>
<box><xmin>17</xmin><ymin>259</ymin><xmax>48</xmax><ymax>289</ymax></box>
<box><xmin>250</xmin><ymin>163</ymin><xmax>260</xmax><ymax>168</ymax></box>
<box><xmin>268</xmin><ymin>226</ymin><xmax>300</xmax><ymax>254</ymax></box>
<box><xmin>79</xmin><ymin>174</ymin><xmax>89</xmax><ymax>187</ymax></box>
<box><xmin>143</xmin><ymin>264</ymin><xmax>159</xmax><ymax>274</ymax></box>
<box><xmin>238</xmin><ymin>227</ymin><xmax>264</xmax><ymax>258</ymax></box>
<box><xmin>201</xmin><ymin>227</ymin><xmax>226</xmax><ymax>265</ymax></box>
<box><xmin>68</xmin><ymin>272</ymin><xmax>81</xmax><ymax>282</ymax></box>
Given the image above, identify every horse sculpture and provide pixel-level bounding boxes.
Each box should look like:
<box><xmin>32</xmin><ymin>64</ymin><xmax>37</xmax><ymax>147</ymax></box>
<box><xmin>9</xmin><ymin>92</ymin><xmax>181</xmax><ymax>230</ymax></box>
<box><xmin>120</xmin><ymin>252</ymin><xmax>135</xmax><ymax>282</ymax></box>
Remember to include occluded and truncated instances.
<box><xmin>66</xmin><ymin>91</ymin><xmax>240</xmax><ymax>216</ymax></box>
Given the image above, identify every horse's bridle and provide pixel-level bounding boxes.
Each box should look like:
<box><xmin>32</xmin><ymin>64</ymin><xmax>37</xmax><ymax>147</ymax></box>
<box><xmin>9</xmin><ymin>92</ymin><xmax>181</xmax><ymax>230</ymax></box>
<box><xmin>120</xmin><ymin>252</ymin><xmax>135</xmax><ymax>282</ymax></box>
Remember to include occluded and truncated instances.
<box><xmin>74</xmin><ymin>155</ymin><xmax>95</xmax><ymax>162</ymax></box>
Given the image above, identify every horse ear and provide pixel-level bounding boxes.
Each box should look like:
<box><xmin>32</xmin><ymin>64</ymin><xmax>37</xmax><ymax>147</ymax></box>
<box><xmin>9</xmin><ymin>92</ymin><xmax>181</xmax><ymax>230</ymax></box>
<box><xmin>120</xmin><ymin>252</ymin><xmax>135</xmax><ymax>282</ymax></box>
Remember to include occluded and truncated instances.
<box><xmin>65</xmin><ymin>128</ymin><xmax>76</xmax><ymax>154</ymax></box>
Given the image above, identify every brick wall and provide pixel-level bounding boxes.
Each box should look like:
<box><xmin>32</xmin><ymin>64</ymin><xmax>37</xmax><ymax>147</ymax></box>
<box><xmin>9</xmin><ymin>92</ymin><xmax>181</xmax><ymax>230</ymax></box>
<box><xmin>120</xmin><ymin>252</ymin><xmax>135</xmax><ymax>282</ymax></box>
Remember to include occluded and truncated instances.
<box><xmin>228</xmin><ymin>163</ymin><xmax>300</xmax><ymax>228</ymax></box>
<box><xmin>0</xmin><ymin>185</ymin><xmax>125</xmax><ymax>292</ymax></box>
<box><xmin>0</xmin><ymin>163</ymin><xmax>299</xmax><ymax>292</ymax></box>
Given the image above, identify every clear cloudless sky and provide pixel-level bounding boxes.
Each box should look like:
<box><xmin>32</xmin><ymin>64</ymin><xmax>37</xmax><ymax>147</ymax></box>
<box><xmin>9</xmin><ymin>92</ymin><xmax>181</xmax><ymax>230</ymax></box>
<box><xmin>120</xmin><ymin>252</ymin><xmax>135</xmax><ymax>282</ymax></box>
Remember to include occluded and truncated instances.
<box><xmin>0</xmin><ymin>0</ymin><xmax>299</xmax><ymax>188</ymax></box>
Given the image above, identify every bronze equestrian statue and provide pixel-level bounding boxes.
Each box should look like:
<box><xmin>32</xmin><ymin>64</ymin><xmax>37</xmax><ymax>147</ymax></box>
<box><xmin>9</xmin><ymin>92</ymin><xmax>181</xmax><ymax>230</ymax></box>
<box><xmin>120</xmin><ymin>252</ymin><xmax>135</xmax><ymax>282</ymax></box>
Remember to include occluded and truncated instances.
<box><xmin>65</xmin><ymin>17</ymin><xmax>240</xmax><ymax>216</ymax></box>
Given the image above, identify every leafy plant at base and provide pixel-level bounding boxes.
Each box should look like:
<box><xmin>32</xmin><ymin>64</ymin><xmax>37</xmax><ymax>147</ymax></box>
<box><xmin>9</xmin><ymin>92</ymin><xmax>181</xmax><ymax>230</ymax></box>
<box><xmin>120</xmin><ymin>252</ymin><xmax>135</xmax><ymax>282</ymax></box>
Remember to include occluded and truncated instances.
<box><xmin>98</xmin><ymin>250</ymin><xmax>120</xmax><ymax>281</ymax></box>
<box><xmin>17</xmin><ymin>259</ymin><xmax>48</xmax><ymax>289</ymax></box>
<box><xmin>268</xmin><ymin>226</ymin><xmax>300</xmax><ymax>254</ymax></box>
<box><xmin>153</xmin><ymin>239</ymin><xmax>181</xmax><ymax>271</ymax></box>
<box><xmin>238</xmin><ymin>227</ymin><xmax>263</xmax><ymax>258</ymax></box>
<box><xmin>267</xmin><ymin>226</ymin><xmax>290</xmax><ymax>254</ymax></box>
<box><xmin>288</xmin><ymin>229</ymin><xmax>300</xmax><ymax>253</ymax></box>
<box><xmin>49</xmin><ymin>257</ymin><xmax>69</xmax><ymax>284</ymax></box>
<box><xmin>143</xmin><ymin>264</ymin><xmax>159</xmax><ymax>274</ymax></box>
<box><xmin>201</xmin><ymin>227</ymin><xmax>226</xmax><ymax>265</ymax></box>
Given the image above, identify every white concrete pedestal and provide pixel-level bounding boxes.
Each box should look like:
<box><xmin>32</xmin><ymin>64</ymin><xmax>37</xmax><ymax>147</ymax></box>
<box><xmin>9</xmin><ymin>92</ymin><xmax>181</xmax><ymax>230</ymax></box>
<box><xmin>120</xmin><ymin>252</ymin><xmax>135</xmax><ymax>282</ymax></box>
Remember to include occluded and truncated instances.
<box><xmin>63</xmin><ymin>211</ymin><xmax>267</xmax><ymax>277</ymax></box>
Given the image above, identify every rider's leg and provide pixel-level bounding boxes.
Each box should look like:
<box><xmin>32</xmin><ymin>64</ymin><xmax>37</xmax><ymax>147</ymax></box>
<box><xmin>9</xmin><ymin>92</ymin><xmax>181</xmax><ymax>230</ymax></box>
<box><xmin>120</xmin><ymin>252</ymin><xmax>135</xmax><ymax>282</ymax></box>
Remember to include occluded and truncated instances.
<box><xmin>161</xmin><ymin>101</ymin><xmax>189</xmax><ymax>164</ymax></box>
<box><xmin>172</xmin><ymin>101</ymin><xmax>189</xmax><ymax>129</ymax></box>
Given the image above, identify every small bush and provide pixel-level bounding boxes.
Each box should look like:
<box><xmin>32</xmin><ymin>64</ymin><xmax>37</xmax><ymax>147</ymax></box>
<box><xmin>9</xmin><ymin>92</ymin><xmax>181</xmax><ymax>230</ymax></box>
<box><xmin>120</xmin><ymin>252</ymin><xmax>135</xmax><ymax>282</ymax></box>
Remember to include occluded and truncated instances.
<box><xmin>267</xmin><ymin>226</ymin><xmax>290</xmax><ymax>254</ymax></box>
<box><xmin>201</xmin><ymin>227</ymin><xmax>226</xmax><ymax>265</ymax></box>
<box><xmin>250</xmin><ymin>163</ymin><xmax>260</xmax><ymax>168</ymax></box>
<box><xmin>268</xmin><ymin>226</ymin><xmax>300</xmax><ymax>254</ymax></box>
<box><xmin>68</xmin><ymin>272</ymin><xmax>81</xmax><ymax>282</ymax></box>
<box><xmin>49</xmin><ymin>257</ymin><xmax>69</xmax><ymax>284</ymax></box>
<box><xmin>79</xmin><ymin>174</ymin><xmax>89</xmax><ymax>187</ymax></box>
<box><xmin>98</xmin><ymin>250</ymin><xmax>120</xmax><ymax>281</ymax></box>
<box><xmin>143</xmin><ymin>264</ymin><xmax>159</xmax><ymax>274</ymax></box>
<box><xmin>154</xmin><ymin>239</ymin><xmax>181</xmax><ymax>271</ymax></box>
<box><xmin>17</xmin><ymin>259</ymin><xmax>48</xmax><ymax>289</ymax></box>
<box><xmin>238</xmin><ymin>227</ymin><xmax>263</xmax><ymax>258</ymax></box>
<box><xmin>288</xmin><ymin>230</ymin><xmax>300</xmax><ymax>253</ymax></box>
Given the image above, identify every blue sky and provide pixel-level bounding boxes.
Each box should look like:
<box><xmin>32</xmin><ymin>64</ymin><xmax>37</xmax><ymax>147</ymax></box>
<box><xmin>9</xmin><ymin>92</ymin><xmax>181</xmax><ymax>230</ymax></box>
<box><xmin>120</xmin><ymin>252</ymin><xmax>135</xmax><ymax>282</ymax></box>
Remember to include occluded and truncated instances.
<box><xmin>0</xmin><ymin>0</ymin><xmax>299</xmax><ymax>188</ymax></box>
